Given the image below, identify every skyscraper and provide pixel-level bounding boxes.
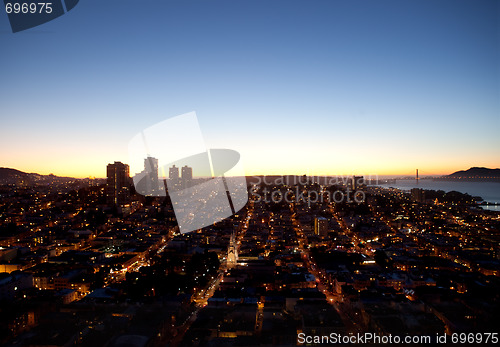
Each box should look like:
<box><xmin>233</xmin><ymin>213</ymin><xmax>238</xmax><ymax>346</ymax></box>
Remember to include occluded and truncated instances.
<box><xmin>144</xmin><ymin>157</ymin><xmax>158</xmax><ymax>178</ymax></box>
<box><xmin>168</xmin><ymin>165</ymin><xmax>180</xmax><ymax>190</ymax></box>
<box><xmin>106</xmin><ymin>161</ymin><xmax>130</xmax><ymax>206</ymax></box>
<box><xmin>411</xmin><ymin>188</ymin><xmax>425</xmax><ymax>203</ymax></box>
<box><xmin>352</xmin><ymin>176</ymin><xmax>364</xmax><ymax>191</ymax></box>
<box><xmin>143</xmin><ymin>156</ymin><xmax>159</xmax><ymax>193</ymax></box>
<box><xmin>181</xmin><ymin>165</ymin><xmax>193</xmax><ymax>189</ymax></box>
<box><xmin>314</xmin><ymin>217</ymin><xmax>329</xmax><ymax>237</ymax></box>
<box><xmin>169</xmin><ymin>165</ymin><xmax>179</xmax><ymax>180</ymax></box>
<box><xmin>133</xmin><ymin>157</ymin><xmax>160</xmax><ymax>196</ymax></box>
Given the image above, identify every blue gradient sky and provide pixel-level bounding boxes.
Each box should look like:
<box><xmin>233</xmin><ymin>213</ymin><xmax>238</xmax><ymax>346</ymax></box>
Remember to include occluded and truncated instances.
<box><xmin>1</xmin><ymin>0</ymin><xmax>499</xmax><ymax>177</ymax></box>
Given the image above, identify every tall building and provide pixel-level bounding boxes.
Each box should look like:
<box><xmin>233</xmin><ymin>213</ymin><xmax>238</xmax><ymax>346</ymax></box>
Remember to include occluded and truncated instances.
<box><xmin>411</xmin><ymin>188</ymin><xmax>425</xmax><ymax>203</ymax></box>
<box><xmin>314</xmin><ymin>217</ymin><xmax>329</xmax><ymax>237</ymax></box>
<box><xmin>352</xmin><ymin>176</ymin><xmax>364</xmax><ymax>191</ymax></box>
<box><xmin>168</xmin><ymin>165</ymin><xmax>180</xmax><ymax>190</ymax></box>
<box><xmin>144</xmin><ymin>157</ymin><xmax>158</xmax><ymax>178</ymax></box>
<box><xmin>106</xmin><ymin>161</ymin><xmax>130</xmax><ymax>206</ymax></box>
<box><xmin>169</xmin><ymin>165</ymin><xmax>179</xmax><ymax>180</ymax></box>
<box><xmin>144</xmin><ymin>156</ymin><xmax>159</xmax><ymax>193</ymax></box>
<box><xmin>181</xmin><ymin>165</ymin><xmax>193</xmax><ymax>189</ymax></box>
<box><xmin>134</xmin><ymin>157</ymin><xmax>159</xmax><ymax>195</ymax></box>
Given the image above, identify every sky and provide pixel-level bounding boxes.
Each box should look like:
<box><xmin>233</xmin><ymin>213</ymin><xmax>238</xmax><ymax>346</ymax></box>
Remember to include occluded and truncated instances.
<box><xmin>0</xmin><ymin>0</ymin><xmax>499</xmax><ymax>178</ymax></box>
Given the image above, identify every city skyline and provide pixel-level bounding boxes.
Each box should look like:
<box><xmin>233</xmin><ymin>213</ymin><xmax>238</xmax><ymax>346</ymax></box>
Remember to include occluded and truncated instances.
<box><xmin>1</xmin><ymin>157</ymin><xmax>499</xmax><ymax>344</ymax></box>
<box><xmin>1</xmin><ymin>0</ymin><xmax>499</xmax><ymax>177</ymax></box>
<box><xmin>0</xmin><ymin>2</ymin><xmax>499</xmax><ymax>345</ymax></box>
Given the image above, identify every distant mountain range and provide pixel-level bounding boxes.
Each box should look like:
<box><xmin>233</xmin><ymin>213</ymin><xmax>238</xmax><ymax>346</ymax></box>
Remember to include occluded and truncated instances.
<box><xmin>0</xmin><ymin>167</ymin><xmax>76</xmax><ymax>185</ymax></box>
<box><xmin>445</xmin><ymin>167</ymin><xmax>500</xmax><ymax>180</ymax></box>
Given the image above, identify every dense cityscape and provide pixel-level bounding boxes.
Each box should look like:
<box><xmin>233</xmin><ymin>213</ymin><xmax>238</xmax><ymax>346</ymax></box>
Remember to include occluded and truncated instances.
<box><xmin>0</xmin><ymin>158</ymin><xmax>499</xmax><ymax>346</ymax></box>
<box><xmin>2</xmin><ymin>0</ymin><xmax>499</xmax><ymax>345</ymax></box>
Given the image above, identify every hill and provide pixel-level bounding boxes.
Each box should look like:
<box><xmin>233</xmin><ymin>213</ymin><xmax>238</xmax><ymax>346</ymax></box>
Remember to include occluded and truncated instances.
<box><xmin>0</xmin><ymin>167</ymin><xmax>32</xmax><ymax>184</ymax></box>
<box><xmin>446</xmin><ymin>167</ymin><xmax>500</xmax><ymax>179</ymax></box>
<box><xmin>0</xmin><ymin>167</ymin><xmax>75</xmax><ymax>185</ymax></box>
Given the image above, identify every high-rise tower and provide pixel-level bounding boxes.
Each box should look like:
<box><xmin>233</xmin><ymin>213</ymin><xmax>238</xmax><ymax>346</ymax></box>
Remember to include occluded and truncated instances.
<box><xmin>169</xmin><ymin>165</ymin><xmax>179</xmax><ymax>180</ymax></box>
<box><xmin>106</xmin><ymin>161</ymin><xmax>130</xmax><ymax>206</ymax></box>
<box><xmin>314</xmin><ymin>217</ymin><xmax>329</xmax><ymax>237</ymax></box>
<box><xmin>181</xmin><ymin>165</ymin><xmax>193</xmax><ymax>189</ymax></box>
<box><xmin>134</xmin><ymin>157</ymin><xmax>159</xmax><ymax>195</ymax></box>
